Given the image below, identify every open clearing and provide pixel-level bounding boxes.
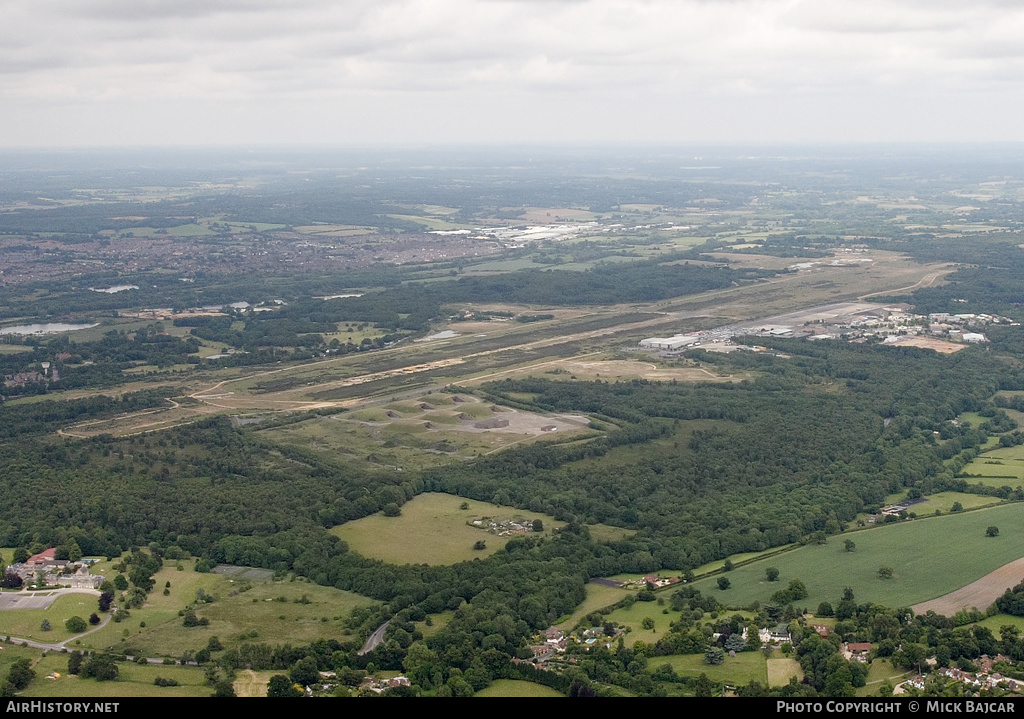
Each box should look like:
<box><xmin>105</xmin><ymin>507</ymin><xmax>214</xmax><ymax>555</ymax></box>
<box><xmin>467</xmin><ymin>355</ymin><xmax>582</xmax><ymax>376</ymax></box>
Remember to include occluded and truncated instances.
<box><xmin>515</xmin><ymin>358</ymin><xmax>737</xmax><ymax>383</ymax></box>
<box><xmin>659</xmin><ymin>651</ymin><xmax>768</xmax><ymax>685</ymax></box>
<box><xmin>261</xmin><ymin>392</ymin><xmax>594</xmax><ymax>471</ymax></box>
<box><xmin>883</xmin><ymin>336</ymin><xmax>966</xmax><ymax>353</ymax></box>
<box><xmin>23</xmin><ymin>652</ymin><xmax>210</xmax><ymax>698</ymax></box>
<box><xmin>475</xmin><ymin>679</ymin><xmax>564</xmax><ymax>697</ymax></box>
<box><xmin>689</xmin><ymin>502</ymin><xmax>1024</xmax><ymax>611</ymax></box>
<box><xmin>912</xmin><ymin>555</ymin><xmax>1024</xmax><ymax>616</ymax></box>
<box><xmin>960</xmin><ymin>443</ymin><xmax>1024</xmax><ymax>487</ymax></box>
<box><xmin>855</xmin><ymin>660</ymin><xmax>908</xmax><ymax>697</ymax></box>
<box><xmin>0</xmin><ymin>592</ymin><xmax>102</xmax><ymax>643</ymax></box>
<box><xmin>603</xmin><ymin>600</ymin><xmax>674</xmax><ymax>647</ymax></box>
<box><xmin>554</xmin><ymin>581</ymin><xmax>631</xmax><ymax>631</ymax></box>
<box><xmin>767</xmin><ymin>658</ymin><xmax>804</xmax><ymax>687</ymax></box>
<box><xmin>330</xmin><ymin>492</ymin><xmax>562</xmax><ymax>566</ymax></box>
<box><xmin>234</xmin><ymin>669</ymin><xmax>274</xmax><ymax>697</ymax></box>
<box><xmin>117</xmin><ymin>575</ymin><xmax>374</xmax><ymax>658</ymax></box>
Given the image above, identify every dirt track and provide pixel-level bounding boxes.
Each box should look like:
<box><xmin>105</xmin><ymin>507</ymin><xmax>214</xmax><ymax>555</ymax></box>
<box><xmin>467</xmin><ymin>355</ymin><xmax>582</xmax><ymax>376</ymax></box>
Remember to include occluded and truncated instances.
<box><xmin>912</xmin><ymin>557</ymin><xmax>1024</xmax><ymax>615</ymax></box>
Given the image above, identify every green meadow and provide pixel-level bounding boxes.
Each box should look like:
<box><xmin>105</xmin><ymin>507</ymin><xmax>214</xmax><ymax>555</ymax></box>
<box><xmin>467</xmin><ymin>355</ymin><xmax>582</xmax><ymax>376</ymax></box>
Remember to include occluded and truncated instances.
<box><xmin>475</xmin><ymin>679</ymin><xmax>564</xmax><ymax>697</ymax></box>
<box><xmin>117</xmin><ymin>576</ymin><xmax>375</xmax><ymax>659</ymax></box>
<box><xmin>22</xmin><ymin>651</ymin><xmax>211</xmax><ymax>698</ymax></box>
<box><xmin>0</xmin><ymin>593</ymin><xmax>100</xmax><ymax>644</ymax></box>
<box><xmin>554</xmin><ymin>582</ymin><xmax>632</xmax><ymax>631</ymax></box>
<box><xmin>855</xmin><ymin>659</ymin><xmax>910</xmax><ymax>697</ymax></box>
<box><xmin>331</xmin><ymin>492</ymin><xmax>560</xmax><ymax>565</ymax></box>
<box><xmin>657</xmin><ymin>651</ymin><xmax>768</xmax><ymax>685</ymax></box>
<box><xmin>691</xmin><ymin>502</ymin><xmax>1024</xmax><ymax>609</ymax></box>
<box><xmin>960</xmin><ymin>443</ymin><xmax>1024</xmax><ymax>488</ymax></box>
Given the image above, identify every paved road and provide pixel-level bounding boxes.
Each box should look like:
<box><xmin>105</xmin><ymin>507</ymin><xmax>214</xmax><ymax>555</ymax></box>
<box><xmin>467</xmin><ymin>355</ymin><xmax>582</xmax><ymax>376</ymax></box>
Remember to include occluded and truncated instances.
<box><xmin>3</xmin><ymin>607</ymin><xmax>112</xmax><ymax>652</ymax></box>
<box><xmin>358</xmin><ymin>620</ymin><xmax>391</xmax><ymax>656</ymax></box>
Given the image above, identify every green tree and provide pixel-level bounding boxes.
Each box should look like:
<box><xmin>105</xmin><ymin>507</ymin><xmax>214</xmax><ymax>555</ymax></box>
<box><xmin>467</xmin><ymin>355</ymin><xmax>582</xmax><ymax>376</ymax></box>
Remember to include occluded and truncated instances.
<box><xmin>787</xmin><ymin>579</ymin><xmax>809</xmax><ymax>600</ymax></box>
<box><xmin>6</xmin><ymin>659</ymin><xmax>35</xmax><ymax>691</ymax></box>
<box><xmin>717</xmin><ymin>577</ymin><xmax>731</xmax><ymax>590</ymax></box>
<box><xmin>877</xmin><ymin>566</ymin><xmax>894</xmax><ymax>580</ymax></box>
<box><xmin>766</xmin><ymin>567</ymin><xmax>780</xmax><ymax>582</ymax></box>
<box><xmin>290</xmin><ymin>656</ymin><xmax>319</xmax><ymax>687</ymax></box>
<box><xmin>987</xmin><ymin>526</ymin><xmax>1000</xmax><ymax>537</ymax></box>
<box><xmin>267</xmin><ymin>675</ymin><xmax>301</xmax><ymax>697</ymax></box>
<box><xmin>65</xmin><ymin>616</ymin><xmax>88</xmax><ymax>633</ymax></box>
<box><xmin>40</xmin><ymin>619</ymin><xmax>51</xmax><ymax>631</ymax></box>
<box><xmin>844</xmin><ymin>539</ymin><xmax>856</xmax><ymax>552</ymax></box>
<box><xmin>212</xmin><ymin>679</ymin><xmax>236</xmax><ymax>697</ymax></box>
<box><xmin>82</xmin><ymin>655</ymin><xmax>119</xmax><ymax>682</ymax></box>
<box><xmin>704</xmin><ymin>646</ymin><xmax>725</xmax><ymax>665</ymax></box>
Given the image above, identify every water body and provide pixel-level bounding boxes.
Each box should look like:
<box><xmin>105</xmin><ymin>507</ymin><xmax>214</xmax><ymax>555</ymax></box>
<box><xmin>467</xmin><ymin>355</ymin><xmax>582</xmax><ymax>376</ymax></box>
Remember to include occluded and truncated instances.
<box><xmin>0</xmin><ymin>323</ymin><xmax>99</xmax><ymax>335</ymax></box>
<box><xmin>90</xmin><ymin>285</ymin><xmax>139</xmax><ymax>293</ymax></box>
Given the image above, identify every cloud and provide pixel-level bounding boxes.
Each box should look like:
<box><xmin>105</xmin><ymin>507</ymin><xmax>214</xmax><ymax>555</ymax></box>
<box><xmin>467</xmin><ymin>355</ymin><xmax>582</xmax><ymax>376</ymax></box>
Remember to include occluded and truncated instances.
<box><xmin>2</xmin><ymin>0</ymin><xmax>1024</xmax><ymax>145</ymax></box>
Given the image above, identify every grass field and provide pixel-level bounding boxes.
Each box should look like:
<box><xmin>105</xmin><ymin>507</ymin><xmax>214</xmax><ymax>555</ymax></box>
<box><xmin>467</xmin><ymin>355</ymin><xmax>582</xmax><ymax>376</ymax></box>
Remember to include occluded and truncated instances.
<box><xmin>234</xmin><ymin>669</ymin><xmax>275</xmax><ymax>697</ymax></box>
<box><xmin>261</xmin><ymin>392</ymin><xmax>589</xmax><ymax>471</ymax></box>
<box><xmin>475</xmin><ymin>679</ymin><xmax>564</xmax><ymax>697</ymax></box>
<box><xmin>876</xmin><ymin>490</ymin><xmax>1002</xmax><ymax>513</ymax></box>
<box><xmin>602</xmin><ymin>600</ymin><xmax>675</xmax><ymax>647</ymax></box>
<box><xmin>658</xmin><ymin>651</ymin><xmax>768</xmax><ymax>685</ymax></box>
<box><xmin>0</xmin><ymin>592</ymin><xmax>102</xmax><ymax>644</ymax></box>
<box><xmin>416</xmin><ymin>610</ymin><xmax>454</xmax><ymax>639</ymax></box>
<box><xmin>588</xmin><ymin>524</ymin><xmax>635</xmax><ymax>543</ymax></box>
<box><xmin>0</xmin><ymin>643</ymin><xmax>41</xmax><ymax>682</ymax></box>
<box><xmin>766</xmin><ymin>657</ymin><xmax>803</xmax><ymax>687</ymax></box>
<box><xmin>976</xmin><ymin>614</ymin><xmax>1024</xmax><ymax>635</ymax></box>
<box><xmin>690</xmin><ymin>502</ymin><xmax>1024</xmax><ymax>610</ymax></box>
<box><xmin>79</xmin><ymin>565</ymin><xmax>227</xmax><ymax>652</ymax></box>
<box><xmin>961</xmin><ymin>443</ymin><xmax>1024</xmax><ymax>487</ymax></box>
<box><xmin>117</xmin><ymin>576</ymin><xmax>375</xmax><ymax>658</ymax></box>
<box><xmin>555</xmin><ymin>582</ymin><xmax>631</xmax><ymax>631</ymax></box>
<box><xmin>855</xmin><ymin>659</ymin><xmax>909</xmax><ymax>697</ymax></box>
<box><xmin>331</xmin><ymin>492</ymin><xmax>561</xmax><ymax>565</ymax></box>
<box><xmin>22</xmin><ymin>652</ymin><xmax>211</xmax><ymax>697</ymax></box>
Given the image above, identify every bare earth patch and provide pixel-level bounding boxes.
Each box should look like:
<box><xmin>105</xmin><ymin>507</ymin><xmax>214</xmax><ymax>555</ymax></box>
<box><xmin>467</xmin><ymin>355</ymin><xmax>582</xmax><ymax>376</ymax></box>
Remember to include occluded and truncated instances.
<box><xmin>885</xmin><ymin>336</ymin><xmax>965</xmax><ymax>354</ymax></box>
<box><xmin>912</xmin><ymin>556</ymin><xmax>1024</xmax><ymax>615</ymax></box>
<box><xmin>555</xmin><ymin>359</ymin><xmax>733</xmax><ymax>382</ymax></box>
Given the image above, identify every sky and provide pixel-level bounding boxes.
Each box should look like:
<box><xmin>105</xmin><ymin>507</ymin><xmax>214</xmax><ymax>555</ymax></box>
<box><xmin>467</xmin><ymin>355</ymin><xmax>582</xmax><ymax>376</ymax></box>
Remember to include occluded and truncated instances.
<box><xmin>2</xmin><ymin>0</ymin><xmax>1023</xmax><ymax>148</ymax></box>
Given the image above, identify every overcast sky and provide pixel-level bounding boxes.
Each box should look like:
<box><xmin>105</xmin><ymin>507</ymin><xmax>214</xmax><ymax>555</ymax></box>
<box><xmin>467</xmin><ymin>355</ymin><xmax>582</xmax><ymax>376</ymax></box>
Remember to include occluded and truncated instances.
<box><xmin>2</xmin><ymin>0</ymin><xmax>1023</xmax><ymax>148</ymax></box>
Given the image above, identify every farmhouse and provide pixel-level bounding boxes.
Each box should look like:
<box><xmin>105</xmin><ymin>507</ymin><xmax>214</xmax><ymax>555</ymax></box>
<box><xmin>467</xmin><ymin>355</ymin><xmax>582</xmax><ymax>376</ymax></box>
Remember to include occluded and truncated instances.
<box><xmin>759</xmin><ymin>625</ymin><xmax>792</xmax><ymax>645</ymax></box>
<box><xmin>843</xmin><ymin>642</ymin><xmax>872</xmax><ymax>662</ymax></box>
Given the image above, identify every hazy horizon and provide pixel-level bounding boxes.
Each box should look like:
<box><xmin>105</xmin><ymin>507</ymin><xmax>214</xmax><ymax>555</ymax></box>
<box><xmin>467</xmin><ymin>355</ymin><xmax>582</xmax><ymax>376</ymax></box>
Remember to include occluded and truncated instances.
<box><xmin>3</xmin><ymin>1</ymin><xmax>1023</xmax><ymax>149</ymax></box>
